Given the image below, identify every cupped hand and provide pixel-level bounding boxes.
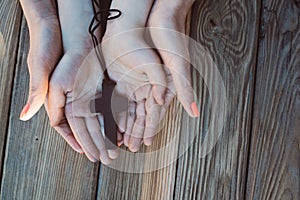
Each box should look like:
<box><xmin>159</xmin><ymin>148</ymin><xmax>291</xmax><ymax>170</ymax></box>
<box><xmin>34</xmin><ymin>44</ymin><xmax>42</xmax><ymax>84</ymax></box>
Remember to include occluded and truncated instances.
<box><xmin>148</xmin><ymin>0</ymin><xmax>198</xmax><ymax>117</ymax></box>
<box><xmin>20</xmin><ymin>0</ymin><xmax>119</xmax><ymax>163</ymax></box>
<box><xmin>102</xmin><ymin>0</ymin><xmax>199</xmax><ymax>152</ymax></box>
<box><xmin>46</xmin><ymin>0</ymin><xmax>124</xmax><ymax>163</ymax></box>
<box><xmin>19</xmin><ymin>0</ymin><xmax>62</xmax><ymax>121</ymax></box>
<box><xmin>19</xmin><ymin>0</ymin><xmax>84</xmax><ymax>154</ymax></box>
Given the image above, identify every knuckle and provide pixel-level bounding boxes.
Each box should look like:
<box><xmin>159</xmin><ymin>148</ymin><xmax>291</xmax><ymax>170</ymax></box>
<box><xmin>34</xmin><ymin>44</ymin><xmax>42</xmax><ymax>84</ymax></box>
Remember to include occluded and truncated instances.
<box><xmin>29</xmin><ymin>84</ymin><xmax>39</xmax><ymax>95</ymax></box>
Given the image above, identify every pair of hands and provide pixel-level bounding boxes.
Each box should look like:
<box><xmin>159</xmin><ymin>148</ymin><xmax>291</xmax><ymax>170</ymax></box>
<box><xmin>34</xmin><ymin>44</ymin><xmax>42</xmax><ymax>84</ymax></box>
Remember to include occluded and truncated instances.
<box><xmin>19</xmin><ymin>0</ymin><xmax>198</xmax><ymax>163</ymax></box>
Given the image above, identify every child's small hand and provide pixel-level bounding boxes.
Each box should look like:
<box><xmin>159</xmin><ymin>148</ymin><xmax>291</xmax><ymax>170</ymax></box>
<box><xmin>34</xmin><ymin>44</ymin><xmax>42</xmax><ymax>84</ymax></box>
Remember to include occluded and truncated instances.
<box><xmin>102</xmin><ymin>0</ymin><xmax>199</xmax><ymax>152</ymax></box>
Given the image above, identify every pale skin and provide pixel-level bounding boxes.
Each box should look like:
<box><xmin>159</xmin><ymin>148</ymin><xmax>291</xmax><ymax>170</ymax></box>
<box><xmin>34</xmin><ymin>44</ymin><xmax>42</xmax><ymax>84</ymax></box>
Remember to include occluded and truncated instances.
<box><xmin>19</xmin><ymin>0</ymin><xmax>198</xmax><ymax>162</ymax></box>
<box><xmin>103</xmin><ymin>0</ymin><xmax>198</xmax><ymax>151</ymax></box>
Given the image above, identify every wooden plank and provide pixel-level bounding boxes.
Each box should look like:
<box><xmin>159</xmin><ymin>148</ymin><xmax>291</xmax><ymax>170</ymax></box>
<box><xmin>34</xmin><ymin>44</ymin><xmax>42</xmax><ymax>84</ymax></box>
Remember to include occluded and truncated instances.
<box><xmin>97</xmin><ymin>100</ymin><xmax>183</xmax><ymax>200</ymax></box>
<box><xmin>96</xmin><ymin>0</ymin><xmax>260</xmax><ymax>199</ymax></box>
<box><xmin>171</xmin><ymin>0</ymin><xmax>260</xmax><ymax>199</ymax></box>
<box><xmin>0</xmin><ymin>17</ymin><xmax>100</xmax><ymax>199</ymax></box>
<box><xmin>0</xmin><ymin>0</ymin><xmax>22</xmax><ymax>177</ymax></box>
<box><xmin>246</xmin><ymin>0</ymin><xmax>300</xmax><ymax>199</ymax></box>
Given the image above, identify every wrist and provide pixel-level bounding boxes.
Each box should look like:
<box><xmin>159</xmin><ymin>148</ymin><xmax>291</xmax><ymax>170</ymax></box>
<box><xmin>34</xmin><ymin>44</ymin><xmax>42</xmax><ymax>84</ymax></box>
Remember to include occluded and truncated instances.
<box><xmin>156</xmin><ymin>0</ymin><xmax>195</xmax><ymax>14</ymax></box>
<box><xmin>107</xmin><ymin>0</ymin><xmax>154</xmax><ymax>30</ymax></box>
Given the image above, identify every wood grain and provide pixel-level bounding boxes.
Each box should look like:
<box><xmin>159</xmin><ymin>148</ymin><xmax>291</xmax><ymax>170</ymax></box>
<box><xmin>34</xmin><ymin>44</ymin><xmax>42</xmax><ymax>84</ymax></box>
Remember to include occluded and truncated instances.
<box><xmin>0</xmin><ymin>0</ymin><xmax>22</xmax><ymax>178</ymax></box>
<box><xmin>170</xmin><ymin>0</ymin><xmax>260</xmax><ymax>199</ymax></box>
<box><xmin>0</xmin><ymin>17</ymin><xmax>100</xmax><ymax>199</ymax></box>
<box><xmin>246</xmin><ymin>0</ymin><xmax>300</xmax><ymax>199</ymax></box>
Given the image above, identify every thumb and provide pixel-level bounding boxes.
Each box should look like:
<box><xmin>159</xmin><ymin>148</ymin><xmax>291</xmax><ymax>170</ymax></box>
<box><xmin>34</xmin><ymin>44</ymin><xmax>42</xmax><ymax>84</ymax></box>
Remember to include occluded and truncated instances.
<box><xmin>20</xmin><ymin>58</ymin><xmax>51</xmax><ymax>121</ymax></box>
<box><xmin>150</xmin><ymin>27</ymin><xmax>199</xmax><ymax>117</ymax></box>
<box><xmin>163</xmin><ymin>56</ymin><xmax>199</xmax><ymax>118</ymax></box>
<box><xmin>20</xmin><ymin>25</ymin><xmax>62</xmax><ymax>121</ymax></box>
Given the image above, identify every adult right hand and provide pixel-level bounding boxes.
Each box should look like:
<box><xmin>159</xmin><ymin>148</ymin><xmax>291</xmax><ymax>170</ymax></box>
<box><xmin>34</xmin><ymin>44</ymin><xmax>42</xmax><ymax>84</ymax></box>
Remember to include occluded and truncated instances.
<box><xmin>19</xmin><ymin>0</ymin><xmax>84</xmax><ymax>155</ymax></box>
<box><xmin>19</xmin><ymin>0</ymin><xmax>62</xmax><ymax>121</ymax></box>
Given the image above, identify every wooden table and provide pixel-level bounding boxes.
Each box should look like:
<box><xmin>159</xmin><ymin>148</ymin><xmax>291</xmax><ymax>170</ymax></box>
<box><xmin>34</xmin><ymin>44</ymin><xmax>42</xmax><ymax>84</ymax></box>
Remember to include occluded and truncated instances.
<box><xmin>0</xmin><ymin>0</ymin><xmax>299</xmax><ymax>199</ymax></box>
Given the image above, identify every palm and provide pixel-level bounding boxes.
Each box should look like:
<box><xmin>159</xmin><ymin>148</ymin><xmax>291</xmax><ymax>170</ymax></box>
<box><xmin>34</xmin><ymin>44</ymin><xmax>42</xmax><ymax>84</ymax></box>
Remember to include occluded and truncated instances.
<box><xmin>102</xmin><ymin>32</ymin><xmax>176</xmax><ymax>150</ymax></box>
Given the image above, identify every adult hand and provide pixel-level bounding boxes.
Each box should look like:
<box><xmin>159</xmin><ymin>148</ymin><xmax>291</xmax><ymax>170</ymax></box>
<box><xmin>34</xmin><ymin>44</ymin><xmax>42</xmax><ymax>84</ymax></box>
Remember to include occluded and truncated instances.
<box><xmin>19</xmin><ymin>0</ymin><xmax>84</xmax><ymax>154</ymax></box>
<box><xmin>44</xmin><ymin>0</ymin><xmax>123</xmax><ymax>163</ymax></box>
<box><xmin>19</xmin><ymin>0</ymin><xmax>119</xmax><ymax>163</ymax></box>
<box><xmin>19</xmin><ymin>0</ymin><xmax>61</xmax><ymax>121</ymax></box>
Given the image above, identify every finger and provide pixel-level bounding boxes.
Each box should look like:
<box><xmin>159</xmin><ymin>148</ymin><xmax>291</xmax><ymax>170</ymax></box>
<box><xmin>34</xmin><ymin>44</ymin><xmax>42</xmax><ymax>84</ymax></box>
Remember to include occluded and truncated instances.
<box><xmin>164</xmin><ymin>57</ymin><xmax>199</xmax><ymax>117</ymax></box>
<box><xmin>115</xmin><ymin>111</ymin><xmax>126</xmax><ymax>147</ymax></box>
<box><xmin>85</xmin><ymin>117</ymin><xmax>117</xmax><ymax>164</ymax></box>
<box><xmin>124</xmin><ymin>101</ymin><xmax>136</xmax><ymax>147</ymax></box>
<box><xmin>134</xmin><ymin>84</ymin><xmax>151</xmax><ymax>102</ymax></box>
<box><xmin>129</xmin><ymin>99</ymin><xmax>146</xmax><ymax>152</ymax></box>
<box><xmin>144</xmin><ymin>85</ymin><xmax>177</xmax><ymax>146</ymax></box>
<box><xmin>149</xmin><ymin>26</ymin><xmax>199</xmax><ymax>117</ymax></box>
<box><xmin>163</xmin><ymin>82</ymin><xmax>177</xmax><ymax>107</ymax></box>
<box><xmin>117</xmin><ymin>131</ymin><xmax>124</xmax><ymax>147</ymax></box>
<box><xmin>115</xmin><ymin>111</ymin><xmax>127</xmax><ymax>133</ymax></box>
<box><xmin>19</xmin><ymin>1</ymin><xmax>61</xmax><ymax>121</ymax></box>
<box><xmin>141</xmin><ymin>63</ymin><xmax>167</xmax><ymax>105</ymax></box>
<box><xmin>20</xmin><ymin>45</ymin><xmax>61</xmax><ymax>121</ymax></box>
<box><xmin>47</xmin><ymin>78</ymin><xmax>67</xmax><ymax>130</ymax></box>
<box><xmin>45</xmin><ymin>101</ymin><xmax>83</xmax><ymax>154</ymax></box>
<box><xmin>144</xmin><ymin>94</ymin><xmax>161</xmax><ymax>146</ymax></box>
<box><xmin>66</xmin><ymin>106</ymin><xmax>100</xmax><ymax>162</ymax></box>
<box><xmin>54</xmin><ymin>123</ymin><xmax>84</xmax><ymax>154</ymax></box>
<box><xmin>45</xmin><ymin>66</ymin><xmax>84</xmax><ymax>153</ymax></box>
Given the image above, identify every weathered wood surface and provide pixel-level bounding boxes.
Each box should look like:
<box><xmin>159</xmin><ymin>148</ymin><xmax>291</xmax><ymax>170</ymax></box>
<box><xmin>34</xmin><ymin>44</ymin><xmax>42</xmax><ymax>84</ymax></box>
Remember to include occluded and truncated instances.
<box><xmin>0</xmin><ymin>16</ymin><xmax>100</xmax><ymax>200</ymax></box>
<box><xmin>0</xmin><ymin>0</ymin><xmax>22</xmax><ymax>176</ymax></box>
<box><xmin>246</xmin><ymin>0</ymin><xmax>300</xmax><ymax>199</ymax></box>
<box><xmin>174</xmin><ymin>0</ymin><xmax>259</xmax><ymax>199</ymax></box>
<box><xmin>0</xmin><ymin>0</ymin><xmax>299</xmax><ymax>199</ymax></box>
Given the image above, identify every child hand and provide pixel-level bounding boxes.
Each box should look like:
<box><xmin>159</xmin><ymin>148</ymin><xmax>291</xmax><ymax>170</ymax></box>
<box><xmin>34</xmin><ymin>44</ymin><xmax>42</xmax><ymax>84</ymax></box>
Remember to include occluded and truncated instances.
<box><xmin>102</xmin><ymin>0</ymin><xmax>198</xmax><ymax>152</ymax></box>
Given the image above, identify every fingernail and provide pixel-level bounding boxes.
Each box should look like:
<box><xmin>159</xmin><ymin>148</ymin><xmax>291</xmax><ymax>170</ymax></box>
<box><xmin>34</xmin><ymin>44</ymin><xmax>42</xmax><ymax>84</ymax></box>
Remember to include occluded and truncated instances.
<box><xmin>190</xmin><ymin>102</ymin><xmax>200</xmax><ymax>117</ymax></box>
<box><xmin>144</xmin><ymin>140</ymin><xmax>153</xmax><ymax>146</ymax></box>
<box><xmin>129</xmin><ymin>146</ymin><xmax>139</xmax><ymax>152</ymax></box>
<box><xmin>117</xmin><ymin>140</ymin><xmax>124</xmax><ymax>147</ymax></box>
<box><xmin>20</xmin><ymin>103</ymin><xmax>30</xmax><ymax>120</ymax></box>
